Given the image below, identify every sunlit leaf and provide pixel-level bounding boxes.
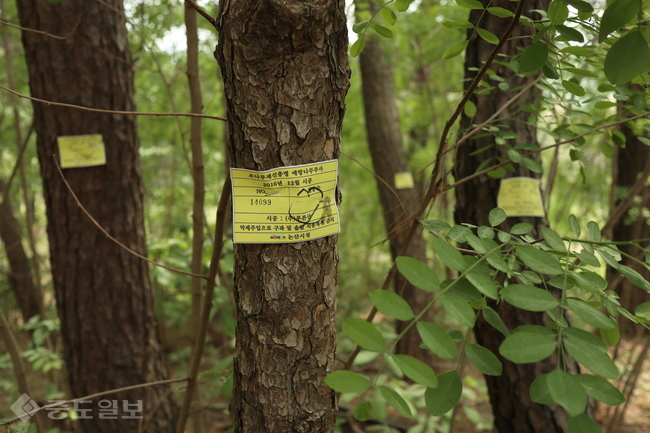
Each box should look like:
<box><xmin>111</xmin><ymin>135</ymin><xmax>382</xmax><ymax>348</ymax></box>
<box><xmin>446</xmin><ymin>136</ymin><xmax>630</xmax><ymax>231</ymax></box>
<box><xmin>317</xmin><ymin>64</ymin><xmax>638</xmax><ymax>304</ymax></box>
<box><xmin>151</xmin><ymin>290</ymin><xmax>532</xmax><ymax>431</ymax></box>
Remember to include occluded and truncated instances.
<box><xmin>477</xmin><ymin>28</ymin><xmax>500</xmax><ymax>45</ymax></box>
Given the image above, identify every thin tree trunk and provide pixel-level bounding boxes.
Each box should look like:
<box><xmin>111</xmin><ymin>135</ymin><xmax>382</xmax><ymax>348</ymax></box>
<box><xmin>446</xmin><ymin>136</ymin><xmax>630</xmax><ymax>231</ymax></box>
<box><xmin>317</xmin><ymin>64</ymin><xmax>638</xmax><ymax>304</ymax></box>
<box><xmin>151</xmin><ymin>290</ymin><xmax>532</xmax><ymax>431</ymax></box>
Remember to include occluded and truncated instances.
<box><xmin>216</xmin><ymin>0</ymin><xmax>350</xmax><ymax>430</ymax></box>
<box><xmin>454</xmin><ymin>1</ymin><xmax>570</xmax><ymax>432</ymax></box>
<box><xmin>355</xmin><ymin>0</ymin><xmax>433</xmax><ymax>363</ymax></box>
<box><xmin>0</xmin><ymin>178</ymin><xmax>43</xmax><ymax>322</ymax></box>
<box><xmin>607</xmin><ymin>89</ymin><xmax>650</xmax><ymax>339</ymax></box>
<box><xmin>16</xmin><ymin>1</ymin><xmax>176</xmax><ymax>432</ymax></box>
<box><xmin>185</xmin><ymin>4</ymin><xmax>206</xmax><ymax>432</ymax></box>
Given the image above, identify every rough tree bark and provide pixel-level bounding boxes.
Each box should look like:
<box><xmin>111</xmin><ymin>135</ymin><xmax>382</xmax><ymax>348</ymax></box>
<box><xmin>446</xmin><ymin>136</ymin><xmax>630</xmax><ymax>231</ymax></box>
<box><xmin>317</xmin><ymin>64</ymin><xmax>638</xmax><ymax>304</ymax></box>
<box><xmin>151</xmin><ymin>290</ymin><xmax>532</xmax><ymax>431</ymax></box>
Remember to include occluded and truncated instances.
<box><xmin>355</xmin><ymin>0</ymin><xmax>433</xmax><ymax>363</ymax></box>
<box><xmin>454</xmin><ymin>0</ymin><xmax>571</xmax><ymax>432</ymax></box>
<box><xmin>216</xmin><ymin>0</ymin><xmax>350</xmax><ymax>431</ymax></box>
<box><xmin>16</xmin><ymin>1</ymin><xmax>176</xmax><ymax>432</ymax></box>
<box><xmin>607</xmin><ymin>91</ymin><xmax>650</xmax><ymax>339</ymax></box>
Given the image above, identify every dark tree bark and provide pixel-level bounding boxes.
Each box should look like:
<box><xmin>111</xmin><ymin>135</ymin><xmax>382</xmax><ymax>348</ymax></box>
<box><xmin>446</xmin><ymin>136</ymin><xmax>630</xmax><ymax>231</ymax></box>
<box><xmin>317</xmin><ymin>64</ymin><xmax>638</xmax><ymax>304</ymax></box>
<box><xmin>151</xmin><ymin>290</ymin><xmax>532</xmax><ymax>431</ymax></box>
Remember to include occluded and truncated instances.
<box><xmin>0</xmin><ymin>177</ymin><xmax>44</xmax><ymax>322</ymax></box>
<box><xmin>216</xmin><ymin>0</ymin><xmax>350</xmax><ymax>431</ymax></box>
<box><xmin>607</xmin><ymin>92</ymin><xmax>650</xmax><ymax>339</ymax></box>
<box><xmin>355</xmin><ymin>1</ymin><xmax>433</xmax><ymax>363</ymax></box>
<box><xmin>16</xmin><ymin>1</ymin><xmax>176</xmax><ymax>432</ymax></box>
<box><xmin>454</xmin><ymin>1</ymin><xmax>570</xmax><ymax>432</ymax></box>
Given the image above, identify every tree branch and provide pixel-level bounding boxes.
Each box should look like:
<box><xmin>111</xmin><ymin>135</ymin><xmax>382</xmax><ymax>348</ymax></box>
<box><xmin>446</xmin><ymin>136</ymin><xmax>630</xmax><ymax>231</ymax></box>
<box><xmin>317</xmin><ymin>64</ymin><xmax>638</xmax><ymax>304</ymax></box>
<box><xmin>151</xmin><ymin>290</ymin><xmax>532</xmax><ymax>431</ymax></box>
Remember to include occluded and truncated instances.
<box><xmin>0</xmin><ymin>84</ymin><xmax>226</xmax><ymax>121</ymax></box>
<box><xmin>185</xmin><ymin>0</ymin><xmax>216</xmax><ymax>27</ymax></box>
<box><xmin>53</xmin><ymin>156</ymin><xmax>208</xmax><ymax>279</ymax></box>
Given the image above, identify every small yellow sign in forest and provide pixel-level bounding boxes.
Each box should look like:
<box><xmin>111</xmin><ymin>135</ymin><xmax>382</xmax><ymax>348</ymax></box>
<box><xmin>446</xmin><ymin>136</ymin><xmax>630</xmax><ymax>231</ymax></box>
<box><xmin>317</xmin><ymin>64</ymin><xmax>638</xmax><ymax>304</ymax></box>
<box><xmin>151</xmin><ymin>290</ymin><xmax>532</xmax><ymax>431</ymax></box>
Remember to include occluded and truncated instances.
<box><xmin>57</xmin><ymin>134</ymin><xmax>106</xmax><ymax>168</ymax></box>
<box><xmin>231</xmin><ymin>160</ymin><xmax>340</xmax><ymax>243</ymax></box>
<box><xmin>497</xmin><ymin>177</ymin><xmax>545</xmax><ymax>217</ymax></box>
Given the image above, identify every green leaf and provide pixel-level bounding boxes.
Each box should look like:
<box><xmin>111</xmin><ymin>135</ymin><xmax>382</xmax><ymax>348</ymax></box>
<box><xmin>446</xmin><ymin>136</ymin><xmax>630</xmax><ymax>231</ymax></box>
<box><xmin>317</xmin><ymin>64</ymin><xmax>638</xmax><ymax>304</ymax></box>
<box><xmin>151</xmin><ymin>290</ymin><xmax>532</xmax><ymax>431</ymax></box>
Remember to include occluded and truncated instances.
<box><xmin>511</xmin><ymin>223</ymin><xmax>534</xmax><ymax>235</ymax></box>
<box><xmin>417</xmin><ymin>321</ymin><xmax>457</xmax><ymax>359</ymax></box>
<box><xmin>464</xmin><ymin>100</ymin><xmax>477</xmax><ymax>117</ymax></box>
<box><xmin>425</xmin><ymin>371</ymin><xmax>463</xmax><ymax>416</ymax></box>
<box><xmin>393</xmin><ymin>354</ymin><xmax>438</xmax><ymax>387</ymax></box>
<box><xmin>519</xmin><ymin>44</ymin><xmax>549</xmax><ymax>73</ymax></box>
<box><xmin>575</xmin><ymin>374</ymin><xmax>625</xmax><ymax>406</ymax></box>
<box><xmin>599</xmin><ymin>0</ymin><xmax>642</xmax><ymax>42</ymax></box>
<box><xmin>465</xmin><ymin>233</ymin><xmax>488</xmax><ymax>254</ymax></box>
<box><xmin>477</xmin><ymin>226</ymin><xmax>495</xmax><ymax>239</ymax></box>
<box><xmin>433</xmin><ymin>237</ymin><xmax>466</xmax><ymax>271</ymax></box>
<box><xmin>27</xmin><ymin>424</ymin><xmax>37</xmax><ymax>433</ymax></box>
<box><xmin>324</xmin><ymin>370</ymin><xmax>371</xmax><ymax>393</ymax></box>
<box><xmin>565</xmin><ymin>298</ymin><xmax>616</xmax><ymax>329</ymax></box>
<box><xmin>466</xmin><ymin>270</ymin><xmax>499</xmax><ymax>300</ymax></box>
<box><xmin>372</xmin><ymin>24</ymin><xmax>394</xmax><ymax>39</ymax></box>
<box><xmin>444</xmin><ymin>40</ymin><xmax>470</xmax><ymax>60</ymax></box>
<box><xmin>564</xmin><ymin>329</ymin><xmax>619</xmax><ymax>379</ymax></box>
<box><xmin>569</xmin><ymin>214</ymin><xmax>580</xmax><ymax>238</ymax></box>
<box><xmin>380</xmin><ymin>7</ymin><xmax>397</xmax><ymax>26</ymax></box>
<box><xmin>369</xmin><ymin>290</ymin><xmax>415</xmax><ymax>320</ymax></box>
<box><xmin>441</xmin><ymin>20</ymin><xmax>475</xmax><ymax>29</ymax></box>
<box><xmin>482</xmin><ymin>306</ymin><xmax>510</xmax><ymax>336</ymax></box>
<box><xmin>465</xmin><ymin>343</ymin><xmax>503</xmax><ymax>376</ymax></box>
<box><xmin>395</xmin><ymin>257</ymin><xmax>440</xmax><ymax>293</ymax></box>
<box><xmin>350</xmin><ymin>37</ymin><xmax>365</xmax><ymax>57</ymax></box>
<box><xmin>442</xmin><ymin>293</ymin><xmax>476</xmax><ymax>327</ymax></box>
<box><xmin>353</xmin><ymin>402</ymin><xmax>373</xmax><ymax>421</ymax></box>
<box><xmin>395</xmin><ymin>0</ymin><xmax>412</xmax><ymax>11</ymax></box>
<box><xmin>547</xmin><ymin>370</ymin><xmax>587</xmax><ymax>416</ymax></box>
<box><xmin>423</xmin><ymin>220</ymin><xmax>452</xmax><ymax>232</ymax></box>
<box><xmin>571</xmin><ymin>271</ymin><xmax>607</xmax><ymax>293</ymax></box>
<box><xmin>605</xmin><ymin>31</ymin><xmax>650</xmax><ymax>85</ymax></box>
<box><xmin>636</xmin><ymin>302</ymin><xmax>650</xmax><ymax>321</ymax></box>
<box><xmin>502</xmin><ymin>284</ymin><xmax>560</xmax><ymax>311</ymax></box>
<box><xmin>489</xmin><ymin>207</ymin><xmax>507</xmax><ymax>227</ymax></box>
<box><xmin>587</xmin><ymin>221</ymin><xmax>601</xmax><ymax>241</ymax></box>
<box><xmin>353</xmin><ymin>21</ymin><xmax>369</xmax><ymax>33</ymax></box>
<box><xmin>499</xmin><ymin>330</ymin><xmax>556</xmax><ymax>363</ymax></box>
<box><xmin>455</xmin><ymin>0</ymin><xmax>484</xmax><ymax>9</ymax></box>
<box><xmin>568</xmin><ymin>414</ymin><xmax>603</xmax><ymax>433</ymax></box>
<box><xmin>575</xmin><ymin>249</ymin><xmax>601</xmax><ymax>267</ymax></box>
<box><xmin>555</xmin><ymin>25</ymin><xmax>584</xmax><ymax>42</ymax></box>
<box><xmin>477</xmin><ymin>28</ymin><xmax>500</xmax><ymax>45</ymax></box>
<box><xmin>530</xmin><ymin>374</ymin><xmax>554</xmax><ymax>404</ymax></box>
<box><xmin>486</xmin><ymin>6</ymin><xmax>514</xmax><ymax>17</ymax></box>
<box><xmin>508</xmin><ymin>148</ymin><xmax>523</xmax><ymax>163</ymax></box>
<box><xmin>542</xmin><ymin>227</ymin><xmax>567</xmax><ymax>252</ymax></box>
<box><xmin>449</xmin><ymin>225</ymin><xmax>471</xmax><ymax>242</ymax></box>
<box><xmin>566</xmin><ymin>0</ymin><xmax>594</xmax><ymax>13</ymax></box>
<box><xmin>618</xmin><ymin>265</ymin><xmax>650</xmax><ymax>291</ymax></box>
<box><xmin>522</xmin><ymin>157</ymin><xmax>543</xmax><ymax>173</ymax></box>
<box><xmin>562</xmin><ymin>80</ymin><xmax>586</xmax><ymax>96</ymax></box>
<box><xmin>516</xmin><ymin>246</ymin><xmax>564</xmax><ymax>276</ymax></box>
<box><xmin>343</xmin><ymin>318</ymin><xmax>386</xmax><ymax>352</ymax></box>
<box><xmin>548</xmin><ymin>0</ymin><xmax>569</xmax><ymax>25</ymax></box>
<box><xmin>379</xmin><ymin>386</ymin><xmax>412</xmax><ymax>418</ymax></box>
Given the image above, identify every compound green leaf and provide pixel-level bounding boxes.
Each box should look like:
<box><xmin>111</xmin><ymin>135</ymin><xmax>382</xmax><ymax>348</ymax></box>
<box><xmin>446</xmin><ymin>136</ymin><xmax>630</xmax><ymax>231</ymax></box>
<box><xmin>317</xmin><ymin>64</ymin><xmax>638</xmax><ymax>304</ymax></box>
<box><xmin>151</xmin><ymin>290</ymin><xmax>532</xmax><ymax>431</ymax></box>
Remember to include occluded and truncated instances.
<box><xmin>482</xmin><ymin>306</ymin><xmax>510</xmax><ymax>336</ymax></box>
<box><xmin>499</xmin><ymin>330</ymin><xmax>556</xmax><ymax>363</ymax></box>
<box><xmin>417</xmin><ymin>322</ymin><xmax>457</xmax><ymax>359</ymax></box>
<box><xmin>324</xmin><ymin>370</ymin><xmax>371</xmax><ymax>393</ymax></box>
<box><xmin>519</xmin><ymin>43</ymin><xmax>549</xmax><ymax>73</ymax></box>
<box><xmin>425</xmin><ymin>371</ymin><xmax>463</xmax><ymax>416</ymax></box>
<box><xmin>502</xmin><ymin>284</ymin><xmax>560</xmax><ymax>311</ymax></box>
<box><xmin>568</xmin><ymin>414</ymin><xmax>602</xmax><ymax>433</ymax></box>
<box><xmin>604</xmin><ymin>31</ymin><xmax>650</xmax><ymax>85</ymax></box>
<box><xmin>516</xmin><ymin>246</ymin><xmax>564</xmax><ymax>276</ymax></box>
<box><xmin>465</xmin><ymin>343</ymin><xmax>503</xmax><ymax>376</ymax></box>
<box><xmin>542</xmin><ymin>227</ymin><xmax>567</xmax><ymax>252</ymax></box>
<box><xmin>441</xmin><ymin>293</ymin><xmax>476</xmax><ymax>327</ymax></box>
<box><xmin>369</xmin><ymin>290</ymin><xmax>414</xmax><ymax>320</ymax></box>
<box><xmin>433</xmin><ymin>237</ymin><xmax>466</xmax><ymax>271</ymax></box>
<box><xmin>548</xmin><ymin>370</ymin><xmax>587</xmax><ymax>416</ymax></box>
<box><xmin>379</xmin><ymin>386</ymin><xmax>412</xmax><ymax>418</ymax></box>
<box><xmin>565</xmin><ymin>298</ymin><xmax>616</xmax><ymax>329</ymax></box>
<box><xmin>477</xmin><ymin>28</ymin><xmax>500</xmax><ymax>45</ymax></box>
<box><xmin>395</xmin><ymin>256</ymin><xmax>440</xmax><ymax>293</ymax></box>
<box><xmin>393</xmin><ymin>354</ymin><xmax>438</xmax><ymax>387</ymax></box>
<box><xmin>343</xmin><ymin>318</ymin><xmax>386</xmax><ymax>352</ymax></box>
<box><xmin>575</xmin><ymin>374</ymin><xmax>625</xmax><ymax>406</ymax></box>
<box><xmin>489</xmin><ymin>207</ymin><xmax>507</xmax><ymax>227</ymax></box>
<box><xmin>353</xmin><ymin>402</ymin><xmax>373</xmax><ymax>421</ymax></box>
<box><xmin>466</xmin><ymin>270</ymin><xmax>499</xmax><ymax>300</ymax></box>
<box><xmin>599</xmin><ymin>0</ymin><xmax>642</xmax><ymax>42</ymax></box>
<box><xmin>444</xmin><ymin>40</ymin><xmax>470</xmax><ymax>60</ymax></box>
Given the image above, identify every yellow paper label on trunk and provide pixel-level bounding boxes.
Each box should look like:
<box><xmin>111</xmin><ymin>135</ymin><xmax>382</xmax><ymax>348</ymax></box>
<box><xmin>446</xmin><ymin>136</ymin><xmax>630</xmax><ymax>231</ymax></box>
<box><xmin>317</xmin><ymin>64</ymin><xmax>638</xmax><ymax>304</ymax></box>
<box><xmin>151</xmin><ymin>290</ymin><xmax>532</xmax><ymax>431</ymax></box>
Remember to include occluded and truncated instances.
<box><xmin>497</xmin><ymin>177</ymin><xmax>545</xmax><ymax>217</ymax></box>
<box><xmin>394</xmin><ymin>171</ymin><xmax>414</xmax><ymax>189</ymax></box>
<box><xmin>231</xmin><ymin>160</ymin><xmax>340</xmax><ymax>243</ymax></box>
<box><xmin>57</xmin><ymin>134</ymin><xmax>106</xmax><ymax>168</ymax></box>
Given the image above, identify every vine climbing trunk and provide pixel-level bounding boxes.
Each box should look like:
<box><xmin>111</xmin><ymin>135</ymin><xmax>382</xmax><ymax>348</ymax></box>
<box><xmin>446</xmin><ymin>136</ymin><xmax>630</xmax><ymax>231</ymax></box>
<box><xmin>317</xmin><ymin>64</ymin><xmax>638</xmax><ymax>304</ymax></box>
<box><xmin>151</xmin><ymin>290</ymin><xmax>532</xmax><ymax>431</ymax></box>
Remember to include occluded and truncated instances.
<box><xmin>16</xmin><ymin>1</ymin><xmax>176</xmax><ymax>432</ymax></box>
<box><xmin>454</xmin><ymin>0</ymin><xmax>572</xmax><ymax>432</ymax></box>
<box><xmin>216</xmin><ymin>0</ymin><xmax>350</xmax><ymax>431</ymax></box>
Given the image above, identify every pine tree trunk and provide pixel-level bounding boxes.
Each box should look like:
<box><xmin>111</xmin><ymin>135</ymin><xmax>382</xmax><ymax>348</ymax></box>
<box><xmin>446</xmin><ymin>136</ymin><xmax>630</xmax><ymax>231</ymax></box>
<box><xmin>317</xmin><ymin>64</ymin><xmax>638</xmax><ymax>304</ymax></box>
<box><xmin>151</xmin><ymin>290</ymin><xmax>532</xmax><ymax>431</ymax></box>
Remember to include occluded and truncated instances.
<box><xmin>454</xmin><ymin>0</ymin><xmax>570</xmax><ymax>431</ymax></box>
<box><xmin>16</xmin><ymin>1</ymin><xmax>176</xmax><ymax>432</ymax></box>
<box><xmin>356</xmin><ymin>0</ymin><xmax>433</xmax><ymax>363</ymax></box>
<box><xmin>216</xmin><ymin>0</ymin><xmax>350</xmax><ymax>431</ymax></box>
